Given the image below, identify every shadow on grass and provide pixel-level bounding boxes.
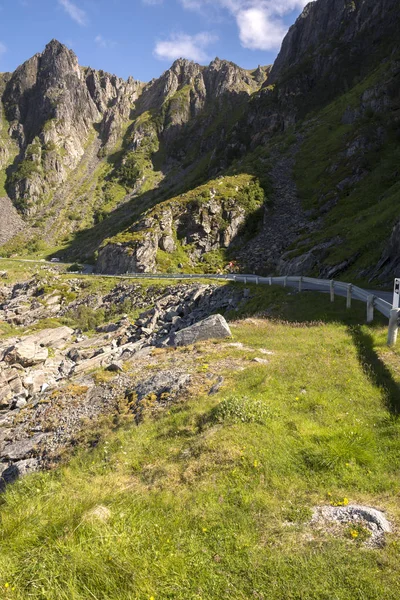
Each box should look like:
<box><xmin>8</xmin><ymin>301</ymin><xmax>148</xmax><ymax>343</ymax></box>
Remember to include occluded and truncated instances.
<box><xmin>348</xmin><ymin>325</ymin><xmax>400</xmax><ymax>415</ymax></box>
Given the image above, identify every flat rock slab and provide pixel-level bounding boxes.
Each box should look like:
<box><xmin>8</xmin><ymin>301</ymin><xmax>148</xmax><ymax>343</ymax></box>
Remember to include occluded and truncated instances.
<box><xmin>24</xmin><ymin>326</ymin><xmax>74</xmax><ymax>347</ymax></box>
<box><xmin>169</xmin><ymin>314</ymin><xmax>231</xmax><ymax>347</ymax></box>
<box><xmin>2</xmin><ymin>434</ymin><xmax>47</xmax><ymax>461</ymax></box>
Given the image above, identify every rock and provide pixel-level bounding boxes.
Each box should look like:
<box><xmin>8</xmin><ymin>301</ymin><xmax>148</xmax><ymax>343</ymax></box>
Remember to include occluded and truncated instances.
<box><xmin>23</xmin><ymin>372</ymin><xmax>49</xmax><ymax>395</ymax></box>
<box><xmin>134</xmin><ymin>370</ymin><xmax>191</xmax><ymax>403</ymax></box>
<box><xmin>0</xmin><ymin>459</ymin><xmax>39</xmax><ymax>491</ymax></box>
<box><xmin>15</xmin><ymin>397</ymin><xmax>27</xmax><ymax>409</ymax></box>
<box><xmin>252</xmin><ymin>357</ymin><xmax>269</xmax><ymax>364</ymax></box>
<box><xmin>96</xmin><ymin>323</ymin><xmax>120</xmax><ymax>333</ymax></box>
<box><xmin>208</xmin><ymin>376</ymin><xmax>224</xmax><ymax>395</ymax></box>
<box><xmin>3</xmin><ymin>434</ymin><xmax>46</xmax><ymax>461</ymax></box>
<box><xmin>107</xmin><ymin>362</ymin><xmax>123</xmax><ymax>373</ymax></box>
<box><xmin>72</xmin><ymin>350</ymin><xmax>114</xmax><ymax>375</ymax></box>
<box><xmin>5</xmin><ymin>340</ymin><xmax>48</xmax><ymax>367</ymax></box>
<box><xmin>23</xmin><ymin>326</ymin><xmax>74</xmax><ymax>348</ymax></box>
<box><xmin>311</xmin><ymin>504</ymin><xmax>391</xmax><ymax>547</ymax></box>
<box><xmin>169</xmin><ymin>314</ymin><xmax>231</xmax><ymax>347</ymax></box>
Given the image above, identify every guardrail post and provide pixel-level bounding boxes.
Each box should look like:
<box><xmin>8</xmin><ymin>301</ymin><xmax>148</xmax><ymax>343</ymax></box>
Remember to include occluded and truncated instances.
<box><xmin>330</xmin><ymin>280</ymin><xmax>334</xmax><ymax>302</ymax></box>
<box><xmin>269</xmin><ymin>277</ymin><xmax>272</xmax><ymax>286</ymax></box>
<box><xmin>387</xmin><ymin>308</ymin><xmax>400</xmax><ymax>346</ymax></box>
<box><xmin>346</xmin><ymin>284</ymin><xmax>352</xmax><ymax>309</ymax></box>
<box><xmin>367</xmin><ymin>295</ymin><xmax>374</xmax><ymax>323</ymax></box>
<box><xmin>244</xmin><ymin>277</ymin><xmax>247</xmax><ymax>284</ymax></box>
<box><xmin>298</xmin><ymin>276</ymin><xmax>303</xmax><ymax>292</ymax></box>
<box><xmin>284</xmin><ymin>276</ymin><xmax>288</xmax><ymax>288</ymax></box>
<box><xmin>256</xmin><ymin>276</ymin><xmax>259</xmax><ymax>284</ymax></box>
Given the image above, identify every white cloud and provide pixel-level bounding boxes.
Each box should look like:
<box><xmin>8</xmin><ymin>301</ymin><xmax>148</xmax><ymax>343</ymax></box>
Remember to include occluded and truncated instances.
<box><xmin>179</xmin><ymin>0</ymin><xmax>310</xmax><ymax>51</ymax></box>
<box><xmin>142</xmin><ymin>0</ymin><xmax>164</xmax><ymax>4</ymax></box>
<box><xmin>237</xmin><ymin>7</ymin><xmax>287</xmax><ymax>50</ymax></box>
<box><xmin>0</xmin><ymin>41</ymin><xmax>6</xmax><ymax>57</ymax></box>
<box><xmin>154</xmin><ymin>31</ymin><xmax>218</xmax><ymax>62</ymax></box>
<box><xmin>58</xmin><ymin>0</ymin><xmax>87</xmax><ymax>26</ymax></box>
<box><xmin>95</xmin><ymin>34</ymin><xmax>116</xmax><ymax>49</ymax></box>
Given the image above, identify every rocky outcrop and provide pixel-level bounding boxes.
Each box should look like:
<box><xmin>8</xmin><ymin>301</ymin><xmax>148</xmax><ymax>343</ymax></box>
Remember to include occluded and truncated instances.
<box><xmin>1</xmin><ymin>40</ymin><xmax>142</xmax><ymax>215</ymax></box>
<box><xmin>169</xmin><ymin>314</ymin><xmax>231</xmax><ymax>346</ymax></box>
<box><xmin>96</xmin><ymin>179</ymin><xmax>256</xmax><ymax>274</ymax></box>
<box><xmin>269</xmin><ymin>0</ymin><xmax>400</xmax><ymax>115</ymax></box>
<box><xmin>0</xmin><ymin>277</ymin><xmax>249</xmax><ymax>484</ymax></box>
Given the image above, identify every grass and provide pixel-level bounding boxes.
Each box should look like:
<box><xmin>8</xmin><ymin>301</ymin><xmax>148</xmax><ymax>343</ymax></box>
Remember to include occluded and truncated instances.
<box><xmin>292</xmin><ymin>56</ymin><xmax>400</xmax><ymax>280</ymax></box>
<box><xmin>0</xmin><ymin>285</ymin><xmax>400</xmax><ymax>598</ymax></box>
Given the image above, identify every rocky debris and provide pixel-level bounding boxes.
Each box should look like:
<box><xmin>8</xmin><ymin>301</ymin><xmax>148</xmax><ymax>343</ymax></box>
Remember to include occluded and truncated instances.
<box><xmin>311</xmin><ymin>504</ymin><xmax>392</xmax><ymax>548</ymax></box>
<box><xmin>168</xmin><ymin>314</ymin><xmax>231</xmax><ymax>347</ymax></box>
<box><xmin>0</xmin><ymin>196</ymin><xmax>25</xmax><ymax>246</ymax></box>
<box><xmin>129</xmin><ymin>369</ymin><xmax>191</xmax><ymax>421</ymax></box>
<box><xmin>0</xmin><ymin>280</ymin><xmax>248</xmax><ymax>485</ymax></box>
<box><xmin>0</xmin><ymin>376</ymin><xmax>131</xmax><ymax>480</ymax></box>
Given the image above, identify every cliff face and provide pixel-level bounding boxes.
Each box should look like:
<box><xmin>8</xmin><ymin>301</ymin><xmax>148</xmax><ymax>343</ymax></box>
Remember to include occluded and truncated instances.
<box><xmin>1</xmin><ymin>40</ymin><xmax>142</xmax><ymax>215</ymax></box>
<box><xmin>0</xmin><ymin>0</ymin><xmax>399</xmax><ymax>282</ymax></box>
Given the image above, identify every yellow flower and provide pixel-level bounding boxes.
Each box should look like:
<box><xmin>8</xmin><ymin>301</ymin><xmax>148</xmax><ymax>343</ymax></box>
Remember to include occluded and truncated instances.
<box><xmin>343</xmin><ymin>497</ymin><xmax>349</xmax><ymax>505</ymax></box>
<box><xmin>253</xmin><ymin>460</ymin><xmax>259</xmax><ymax>467</ymax></box>
<box><xmin>5</xmin><ymin>583</ymin><xmax>9</xmax><ymax>588</ymax></box>
<box><xmin>350</xmin><ymin>530</ymin><xmax>358</xmax><ymax>538</ymax></box>
<box><xmin>295</xmin><ymin>397</ymin><xmax>299</xmax><ymax>401</ymax></box>
<box><xmin>202</xmin><ymin>527</ymin><xmax>208</xmax><ymax>532</ymax></box>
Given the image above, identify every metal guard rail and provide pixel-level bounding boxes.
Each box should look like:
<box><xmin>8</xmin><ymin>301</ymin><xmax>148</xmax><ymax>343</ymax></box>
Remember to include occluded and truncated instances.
<box><xmin>104</xmin><ymin>272</ymin><xmax>393</xmax><ymax>320</ymax></box>
<box><xmin>94</xmin><ymin>271</ymin><xmax>399</xmax><ymax>345</ymax></box>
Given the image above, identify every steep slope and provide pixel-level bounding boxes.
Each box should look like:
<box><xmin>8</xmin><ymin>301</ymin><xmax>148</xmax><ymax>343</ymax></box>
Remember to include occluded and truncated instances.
<box><xmin>0</xmin><ymin>0</ymin><xmax>399</xmax><ymax>282</ymax></box>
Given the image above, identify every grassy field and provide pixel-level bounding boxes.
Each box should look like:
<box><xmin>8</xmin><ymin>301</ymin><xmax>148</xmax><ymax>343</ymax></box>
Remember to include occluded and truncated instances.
<box><xmin>0</xmin><ymin>286</ymin><xmax>399</xmax><ymax>599</ymax></box>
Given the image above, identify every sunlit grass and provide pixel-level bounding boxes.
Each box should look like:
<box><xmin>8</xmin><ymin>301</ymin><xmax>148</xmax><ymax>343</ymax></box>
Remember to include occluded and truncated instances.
<box><xmin>0</xmin><ymin>286</ymin><xmax>399</xmax><ymax>598</ymax></box>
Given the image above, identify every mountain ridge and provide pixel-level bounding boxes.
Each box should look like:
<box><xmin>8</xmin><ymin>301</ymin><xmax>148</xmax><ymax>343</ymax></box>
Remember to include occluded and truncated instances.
<box><xmin>0</xmin><ymin>0</ymin><xmax>399</xmax><ymax>284</ymax></box>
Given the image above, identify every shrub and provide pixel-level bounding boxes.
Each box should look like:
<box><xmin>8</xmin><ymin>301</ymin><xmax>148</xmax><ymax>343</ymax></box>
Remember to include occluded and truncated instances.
<box><xmin>64</xmin><ymin>305</ymin><xmax>105</xmax><ymax>331</ymax></box>
<box><xmin>210</xmin><ymin>395</ymin><xmax>273</xmax><ymax>425</ymax></box>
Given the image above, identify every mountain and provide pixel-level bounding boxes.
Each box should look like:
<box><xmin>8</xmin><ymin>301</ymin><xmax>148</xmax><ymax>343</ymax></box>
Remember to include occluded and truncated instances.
<box><xmin>0</xmin><ymin>0</ymin><xmax>399</xmax><ymax>283</ymax></box>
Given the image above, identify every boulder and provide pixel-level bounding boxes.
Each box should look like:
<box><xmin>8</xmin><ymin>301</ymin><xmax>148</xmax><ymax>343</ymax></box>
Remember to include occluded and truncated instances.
<box><xmin>5</xmin><ymin>340</ymin><xmax>48</xmax><ymax>367</ymax></box>
<box><xmin>168</xmin><ymin>314</ymin><xmax>231</xmax><ymax>347</ymax></box>
<box><xmin>23</xmin><ymin>326</ymin><xmax>74</xmax><ymax>348</ymax></box>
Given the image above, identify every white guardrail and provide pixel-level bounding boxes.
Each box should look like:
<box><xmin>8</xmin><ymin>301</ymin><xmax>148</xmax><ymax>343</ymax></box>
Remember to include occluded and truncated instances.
<box><xmin>92</xmin><ymin>272</ymin><xmax>398</xmax><ymax>346</ymax></box>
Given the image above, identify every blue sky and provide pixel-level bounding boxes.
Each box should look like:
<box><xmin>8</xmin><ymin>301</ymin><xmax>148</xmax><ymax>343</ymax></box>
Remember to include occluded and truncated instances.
<box><xmin>0</xmin><ymin>0</ymin><xmax>309</xmax><ymax>82</ymax></box>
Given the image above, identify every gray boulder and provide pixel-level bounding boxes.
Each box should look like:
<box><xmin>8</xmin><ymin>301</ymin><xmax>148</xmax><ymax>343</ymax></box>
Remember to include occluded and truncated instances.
<box><xmin>169</xmin><ymin>314</ymin><xmax>231</xmax><ymax>347</ymax></box>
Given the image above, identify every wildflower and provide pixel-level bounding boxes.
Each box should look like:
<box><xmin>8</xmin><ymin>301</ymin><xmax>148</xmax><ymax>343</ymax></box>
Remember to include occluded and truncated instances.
<box><xmin>4</xmin><ymin>583</ymin><xmax>9</xmax><ymax>588</ymax></box>
<box><xmin>202</xmin><ymin>527</ymin><xmax>208</xmax><ymax>532</ymax></box>
<box><xmin>343</xmin><ymin>497</ymin><xmax>349</xmax><ymax>505</ymax></box>
<box><xmin>350</xmin><ymin>529</ymin><xmax>358</xmax><ymax>538</ymax></box>
<box><xmin>253</xmin><ymin>460</ymin><xmax>259</xmax><ymax>467</ymax></box>
<box><xmin>295</xmin><ymin>397</ymin><xmax>299</xmax><ymax>401</ymax></box>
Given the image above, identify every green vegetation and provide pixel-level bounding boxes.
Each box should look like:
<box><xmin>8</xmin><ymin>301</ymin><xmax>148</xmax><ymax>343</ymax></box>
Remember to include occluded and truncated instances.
<box><xmin>0</xmin><ymin>286</ymin><xmax>400</xmax><ymax>598</ymax></box>
<box><xmin>103</xmin><ymin>174</ymin><xmax>265</xmax><ymax>272</ymax></box>
<box><xmin>292</xmin><ymin>57</ymin><xmax>400</xmax><ymax>279</ymax></box>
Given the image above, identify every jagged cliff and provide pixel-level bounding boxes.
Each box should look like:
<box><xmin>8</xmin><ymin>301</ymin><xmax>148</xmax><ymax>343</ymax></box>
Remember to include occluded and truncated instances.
<box><xmin>0</xmin><ymin>0</ymin><xmax>399</xmax><ymax>282</ymax></box>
